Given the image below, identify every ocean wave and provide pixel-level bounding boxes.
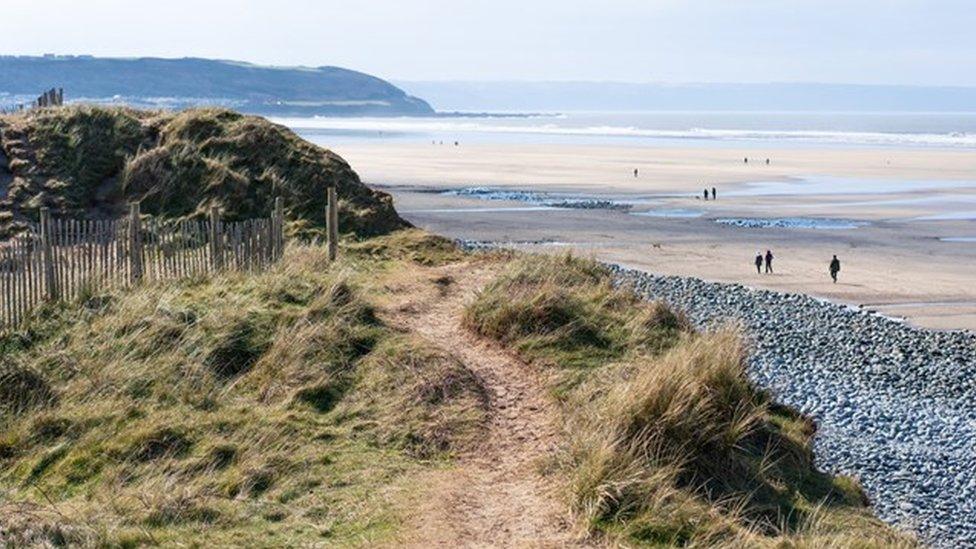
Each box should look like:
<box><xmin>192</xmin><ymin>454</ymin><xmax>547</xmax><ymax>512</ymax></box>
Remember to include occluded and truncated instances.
<box><xmin>275</xmin><ymin>117</ymin><xmax>976</xmax><ymax>148</ymax></box>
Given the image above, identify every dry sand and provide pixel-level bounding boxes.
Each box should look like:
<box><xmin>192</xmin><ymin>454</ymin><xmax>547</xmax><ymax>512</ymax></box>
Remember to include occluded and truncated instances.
<box><xmin>335</xmin><ymin>143</ymin><xmax>976</xmax><ymax>331</ymax></box>
<box><xmin>335</xmin><ymin>143</ymin><xmax>976</xmax><ymax>192</ymax></box>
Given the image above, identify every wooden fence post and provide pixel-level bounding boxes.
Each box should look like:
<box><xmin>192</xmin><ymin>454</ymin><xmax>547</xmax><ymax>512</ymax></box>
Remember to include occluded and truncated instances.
<box><xmin>209</xmin><ymin>206</ymin><xmax>223</xmax><ymax>271</ymax></box>
<box><xmin>326</xmin><ymin>186</ymin><xmax>338</xmax><ymax>261</ymax></box>
<box><xmin>39</xmin><ymin>208</ymin><xmax>58</xmax><ymax>300</ymax></box>
<box><xmin>273</xmin><ymin>197</ymin><xmax>284</xmax><ymax>261</ymax></box>
<box><xmin>128</xmin><ymin>202</ymin><xmax>143</xmax><ymax>284</ymax></box>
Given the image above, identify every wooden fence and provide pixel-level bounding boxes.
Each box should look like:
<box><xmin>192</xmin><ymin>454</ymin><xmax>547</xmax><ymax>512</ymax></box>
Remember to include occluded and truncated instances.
<box><xmin>0</xmin><ymin>87</ymin><xmax>64</xmax><ymax>114</ymax></box>
<box><xmin>0</xmin><ymin>200</ymin><xmax>286</xmax><ymax>333</ymax></box>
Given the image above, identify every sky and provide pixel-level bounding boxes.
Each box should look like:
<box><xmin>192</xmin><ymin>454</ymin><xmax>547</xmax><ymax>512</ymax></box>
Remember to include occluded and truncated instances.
<box><xmin>2</xmin><ymin>0</ymin><xmax>975</xmax><ymax>86</ymax></box>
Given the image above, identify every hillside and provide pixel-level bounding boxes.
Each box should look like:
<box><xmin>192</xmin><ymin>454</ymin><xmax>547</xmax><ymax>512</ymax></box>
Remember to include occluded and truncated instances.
<box><xmin>0</xmin><ymin>105</ymin><xmax>408</xmax><ymax>238</ymax></box>
<box><xmin>0</xmin><ymin>56</ymin><xmax>434</xmax><ymax>116</ymax></box>
<box><xmin>0</xmin><ymin>228</ymin><xmax>913</xmax><ymax>546</ymax></box>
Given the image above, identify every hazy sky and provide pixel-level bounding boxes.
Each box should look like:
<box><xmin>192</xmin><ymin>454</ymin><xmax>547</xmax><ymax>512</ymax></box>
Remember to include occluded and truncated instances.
<box><xmin>4</xmin><ymin>0</ymin><xmax>975</xmax><ymax>85</ymax></box>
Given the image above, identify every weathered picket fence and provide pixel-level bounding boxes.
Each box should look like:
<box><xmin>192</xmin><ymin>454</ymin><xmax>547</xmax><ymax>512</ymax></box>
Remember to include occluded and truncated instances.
<box><xmin>0</xmin><ymin>87</ymin><xmax>65</xmax><ymax>114</ymax></box>
<box><xmin>0</xmin><ymin>200</ymin><xmax>286</xmax><ymax>333</ymax></box>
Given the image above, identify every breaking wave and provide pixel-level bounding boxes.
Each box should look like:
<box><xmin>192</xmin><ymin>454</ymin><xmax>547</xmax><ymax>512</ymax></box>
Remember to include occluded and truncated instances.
<box><xmin>277</xmin><ymin>116</ymin><xmax>976</xmax><ymax>148</ymax></box>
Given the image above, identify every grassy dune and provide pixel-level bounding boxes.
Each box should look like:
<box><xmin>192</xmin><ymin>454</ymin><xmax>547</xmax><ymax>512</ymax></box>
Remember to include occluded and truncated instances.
<box><xmin>464</xmin><ymin>254</ymin><xmax>914</xmax><ymax>547</ymax></box>
<box><xmin>0</xmin><ymin>232</ymin><xmax>912</xmax><ymax>546</ymax></box>
<box><xmin>0</xmin><ymin>232</ymin><xmax>484</xmax><ymax>546</ymax></box>
<box><xmin>0</xmin><ymin>106</ymin><xmax>407</xmax><ymax>237</ymax></box>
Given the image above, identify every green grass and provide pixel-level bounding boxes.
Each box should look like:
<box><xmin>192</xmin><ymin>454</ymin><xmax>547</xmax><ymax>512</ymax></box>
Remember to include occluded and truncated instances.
<box><xmin>464</xmin><ymin>253</ymin><xmax>689</xmax><ymax>395</ymax></box>
<box><xmin>0</xmin><ymin>105</ymin><xmax>407</xmax><ymax>237</ymax></box>
<box><xmin>0</xmin><ymin>232</ymin><xmax>917</xmax><ymax>547</ymax></box>
<box><xmin>345</xmin><ymin>229</ymin><xmax>467</xmax><ymax>267</ymax></box>
<box><xmin>0</xmin><ymin>236</ymin><xmax>486</xmax><ymax>546</ymax></box>
<box><xmin>465</xmin><ymin>253</ymin><xmax>915</xmax><ymax>547</ymax></box>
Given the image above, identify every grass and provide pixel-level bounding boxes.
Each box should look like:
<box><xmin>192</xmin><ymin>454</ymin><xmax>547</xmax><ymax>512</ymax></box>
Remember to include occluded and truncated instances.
<box><xmin>0</xmin><ymin>234</ymin><xmax>486</xmax><ymax>546</ymax></box>
<box><xmin>464</xmin><ymin>253</ymin><xmax>689</xmax><ymax>395</ymax></box>
<box><xmin>346</xmin><ymin>229</ymin><xmax>467</xmax><ymax>267</ymax></box>
<box><xmin>0</xmin><ymin>105</ymin><xmax>408</xmax><ymax>237</ymax></box>
<box><xmin>0</xmin><ymin>229</ymin><xmax>917</xmax><ymax>546</ymax></box>
<box><xmin>464</xmin><ymin>253</ymin><xmax>915</xmax><ymax>547</ymax></box>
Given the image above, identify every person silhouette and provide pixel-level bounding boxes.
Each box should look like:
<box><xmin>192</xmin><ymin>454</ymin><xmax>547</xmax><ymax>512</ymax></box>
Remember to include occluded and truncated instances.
<box><xmin>711</xmin><ymin>187</ymin><xmax>716</xmax><ymax>200</ymax></box>
<box><xmin>830</xmin><ymin>255</ymin><xmax>841</xmax><ymax>283</ymax></box>
<box><xmin>764</xmin><ymin>250</ymin><xmax>774</xmax><ymax>274</ymax></box>
<box><xmin>634</xmin><ymin>168</ymin><xmax>639</xmax><ymax>178</ymax></box>
<box><xmin>754</xmin><ymin>252</ymin><xmax>763</xmax><ymax>274</ymax></box>
<box><xmin>703</xmin><ymin>188</ymin><xmax>709</xmax><ymax>201</ymax></box>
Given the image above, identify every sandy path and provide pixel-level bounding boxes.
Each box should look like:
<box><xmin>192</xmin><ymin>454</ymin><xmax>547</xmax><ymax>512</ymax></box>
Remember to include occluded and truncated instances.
<box><xmin>389</xmin><ymin>261</ymin><xmax>583</xmax><ymax>547</ymax></box>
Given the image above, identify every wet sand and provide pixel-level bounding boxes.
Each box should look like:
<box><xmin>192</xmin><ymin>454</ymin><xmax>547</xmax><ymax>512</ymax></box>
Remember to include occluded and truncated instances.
<box><xmin>333</xmin><ymin>143</ymin><xmax>976</xmax><ymax>331</ymax></box>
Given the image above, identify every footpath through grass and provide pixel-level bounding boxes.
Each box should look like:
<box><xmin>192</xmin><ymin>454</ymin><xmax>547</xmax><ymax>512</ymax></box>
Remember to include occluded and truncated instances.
<box><xmin>0</xmin><ymin>232</ymin><xmax>916</xmax><ymax>547</ymax></box>
<box><xmin>464</xmin><ymin>253</ymin><xmax>915</xmax><ymax>547</ymax></box>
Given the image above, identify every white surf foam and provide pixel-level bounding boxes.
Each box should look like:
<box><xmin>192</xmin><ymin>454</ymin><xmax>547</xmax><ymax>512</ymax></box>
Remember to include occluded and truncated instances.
<box><xmin>939</xmin><ymin>237</ymin><xmax>976</xmax><ymax>243</ymax></box>
<box><xmin>276</xmin><ymin>117</ymin><xmax>976</xmax><ymax>149</ymax></box>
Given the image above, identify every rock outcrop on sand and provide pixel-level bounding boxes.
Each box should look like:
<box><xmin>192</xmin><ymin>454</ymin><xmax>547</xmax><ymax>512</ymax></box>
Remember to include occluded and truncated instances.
<box><xmin>0</xmin><ymin>106</ymin><xmax>408</xmax><ymax>237</ymax></box>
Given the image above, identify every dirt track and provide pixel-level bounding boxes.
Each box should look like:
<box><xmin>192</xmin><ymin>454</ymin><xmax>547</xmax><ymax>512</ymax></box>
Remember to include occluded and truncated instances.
<box><xmin>386</xmin><ymin>260</ymin><xmax>586</xmax><ymax>547</ymax></box>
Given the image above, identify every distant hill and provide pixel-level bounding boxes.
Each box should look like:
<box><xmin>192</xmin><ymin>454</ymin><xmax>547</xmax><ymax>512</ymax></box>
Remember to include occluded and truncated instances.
<box><xmin>0</xmin><ymin>56</ymin><xmax>434</xmax><ymax>116</ymax></box>
<box><xmin>397</xmin><ymin>80</ymin><xmax>976</xmax><ymax>112</ymax></box>
<box><xmin>0</xmin><ymin>106</ymin><xmax>409</xmax><ymax>237</ymax></box>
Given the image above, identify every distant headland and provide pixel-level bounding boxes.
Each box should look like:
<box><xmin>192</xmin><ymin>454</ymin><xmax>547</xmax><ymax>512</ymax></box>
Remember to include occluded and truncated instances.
<box><xmin>0</xmin><ymin>55</ymin><xmax>434</xmax><ymax>116</ymax></box>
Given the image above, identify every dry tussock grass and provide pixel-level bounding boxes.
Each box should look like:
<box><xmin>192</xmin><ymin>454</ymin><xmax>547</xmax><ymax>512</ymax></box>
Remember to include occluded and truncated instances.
<box><xmin>467</xmin><ymin>253</ymin><xmax>916</xmax><ymax>547</ymax></box>
<box><xmin>0</xmin><ymin>239</ymin><xmax>488</xmax><ymax>546</ymax></box>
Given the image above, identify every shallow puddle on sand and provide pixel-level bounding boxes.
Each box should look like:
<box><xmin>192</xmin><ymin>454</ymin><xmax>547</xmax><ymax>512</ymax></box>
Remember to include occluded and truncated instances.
<box><xmin>729</xmin><ymin>175</ymin><xmax>976</xmax><ymax>197</ymax></box>
<box><xmin>631</xmin><ymin>208</ymin><xmax>704</xmax><ymax>218</ymax></box>
<box><xmin>716</xmin><ymin>217</ymin><xmax>868</xmax><ymax>229</ymax></box>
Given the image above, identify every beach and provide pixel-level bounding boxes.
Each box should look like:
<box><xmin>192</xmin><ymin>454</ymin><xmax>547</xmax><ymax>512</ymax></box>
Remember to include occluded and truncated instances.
<box><xmin>327</xmin><ymin>142</ymin><xmax>976</xmax><ymax>331</ymax></box>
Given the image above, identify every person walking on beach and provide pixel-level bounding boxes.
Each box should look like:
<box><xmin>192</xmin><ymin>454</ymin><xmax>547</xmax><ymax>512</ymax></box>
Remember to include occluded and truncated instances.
<box><xmin>634</xmin><ymin>168</ymin><xmax>639</xmax><ymax>178</ymax></box>
<box><xmin>755</xmin><ymin>252</ymin><xmax>763</xmax><ymax>274</ymax></box>
<box><xmin>829</xmin><ymin>255</ymin><xmax>841</xmax><ymax>283</ymax></box>
<box><xmin>703</xmin><ymin>188</ymin><xmax>709</xmax><ymax>201</ymax></box>
<box><xmin>744</xmin><ymin>157</ymin><xmax>749</xmax><ymax>164</ymax></box>
<box><xmin>764</xmin><ymin>250</ymin><xmax>774</xmax><ymax>273</ymax></box>
<box><xmin>711</xmin><ymin>187</ymin><xmax>716</xmax><ymax>200</ymax></box>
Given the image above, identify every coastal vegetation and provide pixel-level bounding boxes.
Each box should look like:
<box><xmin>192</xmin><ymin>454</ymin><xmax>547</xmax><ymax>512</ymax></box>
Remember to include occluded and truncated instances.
<box><xmin>0</xmin><ymin>237</ymin><xmax>914</xmax><ymax>546</ymax></box>
<box><xmin>0</xmin><ymin>235</ymin><xmax>486</xmax><ymax>546</ymax></box>
<box><xmin>464</xmin><ymin>254</ymin><xmax>914</xmax><ymax>546</ymax></box>
<box><xmin>0</xmin><ymin>106</ymin><xmax>408</xmax><ymax>238</ymax></box>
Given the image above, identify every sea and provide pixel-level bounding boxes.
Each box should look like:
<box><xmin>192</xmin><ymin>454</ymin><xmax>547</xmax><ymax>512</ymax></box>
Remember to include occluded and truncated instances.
<box><xmin>278</xmin><ymin>111</ymin><xmax>976</xmax><ymax>149</ymax></box>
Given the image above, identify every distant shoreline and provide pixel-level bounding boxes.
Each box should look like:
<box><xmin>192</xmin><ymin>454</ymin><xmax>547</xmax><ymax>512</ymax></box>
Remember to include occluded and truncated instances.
<box><xmin>284</xmin><ymin>111</ymin><xmax>976</xmax><ymax>149</ymax></box>
<box><xmin>0</xmin><ymin>95</ymin><xmax>552</xmax><ymax>119</ymax></box>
